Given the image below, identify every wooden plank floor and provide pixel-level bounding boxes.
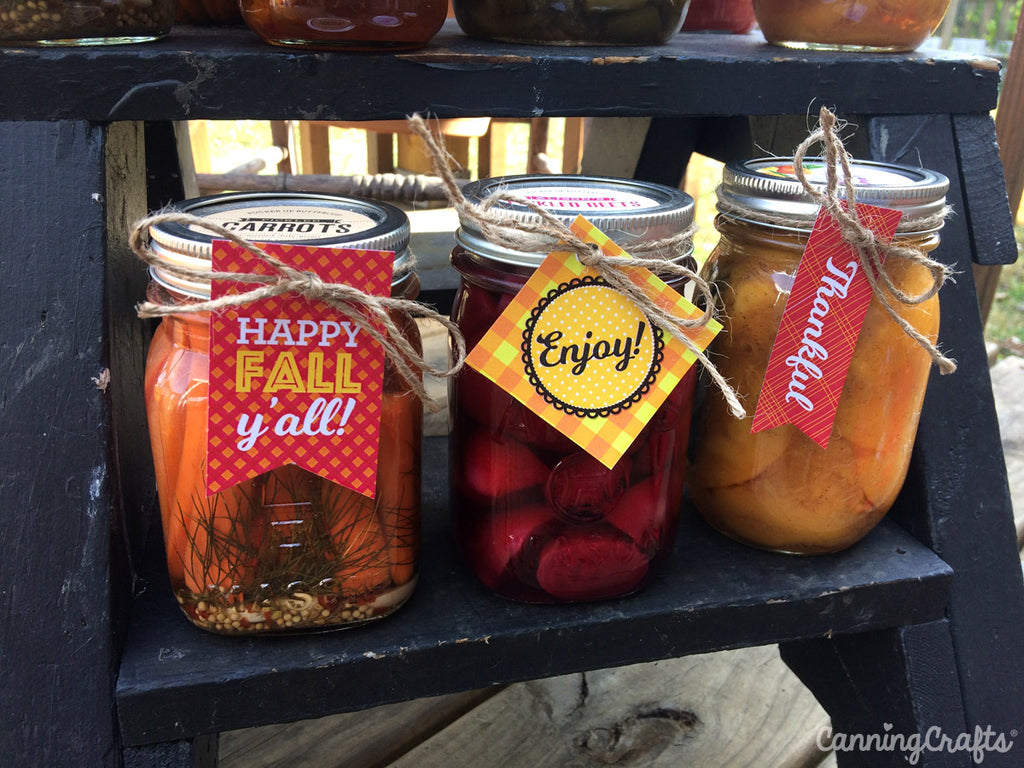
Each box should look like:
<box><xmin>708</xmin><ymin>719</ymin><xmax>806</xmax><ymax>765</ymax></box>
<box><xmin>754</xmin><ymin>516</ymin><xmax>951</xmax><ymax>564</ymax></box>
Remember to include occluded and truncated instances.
<box><xmin>218</xmin><ymin>337</ymin><xmax>1024</xmax><ymax>768</ymax></box>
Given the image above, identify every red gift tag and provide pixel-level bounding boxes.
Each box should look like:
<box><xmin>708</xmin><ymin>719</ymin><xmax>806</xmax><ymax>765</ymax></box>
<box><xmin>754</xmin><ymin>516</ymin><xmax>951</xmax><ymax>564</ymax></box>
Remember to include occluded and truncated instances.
<box><xmin>206</xmin><ymin>240</ymin><xmax>393</xmax><ymax>497</ymax></box>
<box><xmin>751</xmin><ymin>202</ymin><xmax>902</xmax><ymax>448</ymax></box>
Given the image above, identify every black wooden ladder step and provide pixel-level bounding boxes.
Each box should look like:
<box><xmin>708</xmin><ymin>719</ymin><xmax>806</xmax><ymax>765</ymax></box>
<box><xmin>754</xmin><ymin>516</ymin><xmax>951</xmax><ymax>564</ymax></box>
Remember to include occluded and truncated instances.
<box><xmin>115</xmin><ymin>436</ymin><xmax>953</xmax><ymax>747</ymax></box>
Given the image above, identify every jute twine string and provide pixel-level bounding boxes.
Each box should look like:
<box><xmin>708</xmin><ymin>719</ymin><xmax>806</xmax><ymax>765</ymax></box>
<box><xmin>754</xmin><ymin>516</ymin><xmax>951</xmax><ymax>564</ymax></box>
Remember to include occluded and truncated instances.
<box><xmin>129</xmin><ymin>212</ymin><xmax>468</xmax><ymax>412</ymax></box>
<box><xmin>721</xmin><ymin>107</ymin><xmax>956</xmax><ymax>374</ymax></box>
<box><xmin>407</xmin><ymin>113</ymin><xmax>747</xmax><ymax>419</ymax></box>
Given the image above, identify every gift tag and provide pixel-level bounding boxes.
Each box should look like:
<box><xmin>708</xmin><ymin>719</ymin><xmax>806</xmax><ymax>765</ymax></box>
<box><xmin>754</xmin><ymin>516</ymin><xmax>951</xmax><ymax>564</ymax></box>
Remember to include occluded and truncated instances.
<box><xmin>206</xmin><ymin>240</ymin><xmax>393</xmax><ymax>497</ymax></box>
<box><xmin>466</xmin><ymin>215</ymin><xmax>719</xmax><ymax>469</ymax></box>
<box><xmin>751</xmin><ymin>202</ymin><xmax>903</xmax><ymax>447</ymax></box>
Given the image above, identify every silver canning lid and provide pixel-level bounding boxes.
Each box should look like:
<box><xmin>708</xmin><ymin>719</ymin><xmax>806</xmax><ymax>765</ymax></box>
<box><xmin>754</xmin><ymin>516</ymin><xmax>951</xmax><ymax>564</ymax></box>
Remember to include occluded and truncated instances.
<box><xmin>147</xmin><ymin>192</ymin><xmax>412</xmax><ymax>298</ymax></box>
<box><xmin>455</xmin><ymin>174</ymin><xmax>695</xmax><ymax>269</ymax></box>
<box><xmin>718</xmin><ymin>158</ymin><xmax>949</xmax><ymax>229</ymax></box>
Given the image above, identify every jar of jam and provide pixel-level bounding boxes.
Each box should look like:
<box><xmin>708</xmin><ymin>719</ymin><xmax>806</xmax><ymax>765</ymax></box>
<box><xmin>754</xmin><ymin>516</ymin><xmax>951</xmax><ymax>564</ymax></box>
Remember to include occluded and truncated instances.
<box><xmin>0</xmin><ymin>0</ymin><xmax>174</xmax><ymax>45</ymax></box>
<box><xmin>753</xmin><ymin>0</ymin><xmax>950</xmax><ymax>51</ymax></box>
<box><xmin>681</xmin><ymin>0</ymin><xmax>754</xmax><ymax>33</ymax></box>
<box><xmin>239</xmin><ymin>0</ymin><xmax>447</xmax><ymax>50</ymax></box>
<box><xmin>687</xmin><ymin>158</ymin><xmax>949</xmax><ymax>554</ymax></box>
<box><xmin>449</xmin><ymin>175</ymin><xmax>697</xmax><ymax>603</ymax></box>
<box><xmin>452</xmin><ymin>0</ymin><xmax>690</xmax><ymax>44</ymax></box>
<box><xmin>143</xmin><ymin>192</ymin><xmax>423</xmax><ymax>634</ymax></box>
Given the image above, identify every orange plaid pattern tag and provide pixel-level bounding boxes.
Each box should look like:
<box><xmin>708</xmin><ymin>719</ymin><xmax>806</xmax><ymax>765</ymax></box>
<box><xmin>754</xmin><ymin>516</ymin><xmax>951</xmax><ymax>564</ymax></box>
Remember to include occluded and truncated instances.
<box><xmin>466</xmin><ymin>215</ymin><xmax>720</xmax><ymax>469</ymax></box>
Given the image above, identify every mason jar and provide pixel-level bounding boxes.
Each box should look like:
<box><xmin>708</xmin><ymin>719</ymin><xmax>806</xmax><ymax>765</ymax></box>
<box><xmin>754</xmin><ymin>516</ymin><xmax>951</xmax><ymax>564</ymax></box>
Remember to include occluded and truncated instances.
<box><xmin>687</xmin><ymin>158</ymin><xmax>949</xmax><ymax>554</ymax></box>
<box><xmin>143</xmin><ymin>192</ymin><xmax>423</xmax><ymax>634</ymax></box>
<box><xmin>449</xmin><ymin>174</ymin><xmax>697</xmax><ymax>603</ymax></box>
<box><xmin>753</xmin><ymin>0</ymin><xmax>951</xmax><ymax>52</ymax></box>
<box><xmin>0</xmin><ymin>0</ymin><xmax>174</xmax><ymax>45</ymax></box>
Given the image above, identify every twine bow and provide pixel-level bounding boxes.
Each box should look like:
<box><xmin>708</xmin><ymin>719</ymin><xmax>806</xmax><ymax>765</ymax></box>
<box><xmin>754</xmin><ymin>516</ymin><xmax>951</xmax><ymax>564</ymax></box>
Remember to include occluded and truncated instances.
<box><xmin>129</xmin><ymin>211</ymin><xmax>467</xmax><ymax>412</ymax></box>
<box><xmin>407</xmin><ymin>113</ymin><xmax>746</xmax><ymax>419</ymax></box>
<box><xmin>790</xmin><ymin>107</ymin><xmax>957</xmax><ymax>374</ymax></box>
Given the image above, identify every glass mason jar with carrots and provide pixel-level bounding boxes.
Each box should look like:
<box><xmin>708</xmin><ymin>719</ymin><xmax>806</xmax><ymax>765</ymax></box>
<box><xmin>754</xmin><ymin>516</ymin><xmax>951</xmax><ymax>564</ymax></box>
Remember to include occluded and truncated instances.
<box><xmin>142</xmin><ymin>193</ymin><xmax>422</xmax><ymax>635</ymax></box>
<box><xmin>448</xmin><ymin>175</ymin><xmax>698</xmax><ymax>603</ymax></box>
<box><xmin>687</xmin><ymin>158</ymin><xmax>949</xmax><ymax>554</ymax></box>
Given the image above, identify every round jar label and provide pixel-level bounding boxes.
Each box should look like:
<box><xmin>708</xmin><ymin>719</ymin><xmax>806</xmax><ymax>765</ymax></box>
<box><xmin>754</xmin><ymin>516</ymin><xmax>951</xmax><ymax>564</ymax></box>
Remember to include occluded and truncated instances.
<box><xmin>522</xmin><ymin>276</ymin><xmax>664</xmax><ymax>418</ymax></box>
<box><xmin>756</xmin><ymin>162</ymin><xmax>915</xmax><ymax>188</ymax></box>
<box><xmin>194</xmin><ymin>205</ymin><xmax>379</xmax><ymax>241</ymax></box>
<box><xmin>514</xmin><ymin>185</ymin><xmax>657</xmax><ymax>212</ymax></box>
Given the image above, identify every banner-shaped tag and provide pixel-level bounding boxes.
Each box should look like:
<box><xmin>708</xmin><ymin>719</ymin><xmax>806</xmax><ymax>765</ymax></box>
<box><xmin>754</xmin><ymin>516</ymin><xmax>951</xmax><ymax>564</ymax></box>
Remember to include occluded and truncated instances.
<box><xmin>206</xmin><ymin>240</ymin><xmax>393</xmax><ymax>498</ymax></box>
<box><xmin>751</xmin><ymin>203</ymin><xmax>902</xmax><ymax>447</ymax></box>
<box><xmin>466</xmin><ymin>215</ymin><xmax>720</xmax><ymax>469</ymax></box>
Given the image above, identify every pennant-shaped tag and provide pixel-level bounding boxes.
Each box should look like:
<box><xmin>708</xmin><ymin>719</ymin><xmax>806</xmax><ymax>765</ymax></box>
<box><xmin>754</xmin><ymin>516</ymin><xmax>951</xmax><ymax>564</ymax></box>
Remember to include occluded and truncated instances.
<box><xmin>466</xmin><ymin>215</ymin><xmax>720</xmax><ymax>469</ymax></box>
<box><xmin>206</xmin><ymin>240</ymin><xmax>392</xmax><ymax>497</ymax></box>
<box><xmin>751</xmin><ymin>203</ymin><xmax>902</xmax><ymax>447</ymax></box>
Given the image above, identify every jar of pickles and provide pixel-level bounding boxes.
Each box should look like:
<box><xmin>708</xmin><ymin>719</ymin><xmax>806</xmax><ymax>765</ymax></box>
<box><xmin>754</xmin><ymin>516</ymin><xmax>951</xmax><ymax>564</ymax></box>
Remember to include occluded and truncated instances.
<box><xmin>687</xmin><ymin>158</ymin><xmax>949</xmax><ymax>554</ymax></box>
<box><xmin>142</xmin><ymin>192</ymin><xmax>423</xmax><ymax>634</ymax></box>
<box><xmin>0</xmin><ymin>0</ymin><xmax>175</xmax><ymax>45</ymax></box>
<box><xmin>449</xmin><ymin>175</ymin><xmax>697</xmax><ymax>603</ymax></box>
<box><xmin>753</xmin><ymin>0</ymin><xmax>950</xmax><ymax>51</ymax></box>
<box><xmin>239</xmin><ymin>0</ymin><xmax>447</xmax><ymax>50</ymax></box>
<box><xmin>451</xmin><ymin>0</ymin><xmax>690</xmax><ymax>44</ymax></box>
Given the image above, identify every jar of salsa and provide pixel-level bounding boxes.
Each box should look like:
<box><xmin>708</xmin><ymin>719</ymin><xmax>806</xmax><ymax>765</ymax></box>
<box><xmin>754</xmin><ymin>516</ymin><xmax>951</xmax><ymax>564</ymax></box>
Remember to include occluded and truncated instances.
<box><xmin>687</xmin><ymin>159</ymin><xmax>949</xmax><ymax>554</ymax></box>
<box><xmin>239</xmin><ymin>0</ymin><xmax>447</xmax><ymax>50</ymax></box>
<box><xmin>449</xmin><ymin>175</ymin><xmax>697</xmax><ymax>603</ymax></box>
<box><xmin>143</xmin><ymin>192</ymin><xmax>423</xmax><ymax>634</ymax></box>
<box><xmin>753</xmin><ymin>0</ymin><xmax>950</xmax><ymax>51</ymax></box>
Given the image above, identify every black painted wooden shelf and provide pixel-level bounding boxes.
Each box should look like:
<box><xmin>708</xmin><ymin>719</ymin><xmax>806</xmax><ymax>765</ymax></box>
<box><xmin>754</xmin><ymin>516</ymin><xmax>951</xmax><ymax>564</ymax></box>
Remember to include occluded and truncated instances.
<box><xmin>0</xmin><ymin>21</ymin><xmax>1001</xmax><ymax>122</ymax></box>
<box><xmin>116</xmin><ymin>437</ymin><xmax>954</xmax><ymax>746</ymax></box>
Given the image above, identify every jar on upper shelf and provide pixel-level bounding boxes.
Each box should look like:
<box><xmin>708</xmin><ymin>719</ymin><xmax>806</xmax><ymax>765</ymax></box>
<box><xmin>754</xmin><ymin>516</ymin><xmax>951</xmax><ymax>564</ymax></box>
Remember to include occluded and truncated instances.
<box><xmin>681</xmin><ymin>0</ymin><xmax>755</xmax><ymax>33</ymax></box>
<box><xmin>448</xmin><ymin>174</ymin><xmax>698</xmax><ymax>603</ymax></box>
<box><xmin>238</xmin><ymin>0</ymin><xmax>447</xmax><ymax>50</ymax></box>
<box><xmin>753</xmin><ymin>0</ymin><xmax>951</xmax><ymax>52</ymax></box>
<box><xmin>0</xmin><ymin>0</ymin><xmax>174</xmax><ymax>45</ymax></box>
<box><xmin>142</xmin><ymin>192</ymin><xmax>423</xmax><ymax>635</ymax></box>
<box><xmin>452</xmin><ymin>0</ymin><xmax>691</xmax><ymax>44</ymax></box>
<box><xmin>686</xmin><ymin>158</ymin><xmax>949</xmax><ymax>554</ymax></box>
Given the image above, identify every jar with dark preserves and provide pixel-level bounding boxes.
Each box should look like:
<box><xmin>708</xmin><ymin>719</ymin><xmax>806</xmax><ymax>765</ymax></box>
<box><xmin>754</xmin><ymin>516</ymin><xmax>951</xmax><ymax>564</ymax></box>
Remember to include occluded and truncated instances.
<box><xmin>239</xmin><ymin>0</ymin><xmax>447</xmax><ymax>50</ymax></box>
<box><xmin>142</xmin><ymin>192</ymin><xmax>423</xmax><ymax>634</ymax></box>
<box><xmin>452</xmin><ymin>0</ymin><xmax>690</xmax><ymax>44</ymax></box>
<box><xmin>753</xmin><ymin>0</ymin><xmax>950</xmax><ymax>51</ymax></box>
<box><xmin>687</xmin><ymin>159</ymin><xmax>949</xmax><ymax>554</ymax></box>
<box><xmin>449</xmin><ymin>175</ymin><xmax>698</xmax><ymax>603</ymax></box>
<box><xmin>681</xmin><ymin>0</ymin><xmax>754</xmax><ymax>33</ymax></box>
<box><xmin>0</xmin><ymin>0</ymin><xmax>174</xmax><ymax>45</ymax></box>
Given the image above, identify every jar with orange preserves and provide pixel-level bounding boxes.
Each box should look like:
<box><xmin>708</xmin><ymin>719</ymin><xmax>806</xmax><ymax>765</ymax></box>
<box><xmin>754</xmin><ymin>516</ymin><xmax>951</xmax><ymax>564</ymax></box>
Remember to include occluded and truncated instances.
<box><xmin>687</xmin><ymin>158</ymin><xmax>948</xmax><ymax>554</ymax></box>
<box><xmin>753</xmin><ymin>0</ymin><xmax>950</xmax><ymax>51</ymax></box>
<box><xmin>239</xmin><ymin>0</ymin><xmax>447</xmax><ymax>50</ymax></box>
<box><xmin>143</xmin><ymin>192</ymin><xmax>423</xmax><ymax>634</ymax></box>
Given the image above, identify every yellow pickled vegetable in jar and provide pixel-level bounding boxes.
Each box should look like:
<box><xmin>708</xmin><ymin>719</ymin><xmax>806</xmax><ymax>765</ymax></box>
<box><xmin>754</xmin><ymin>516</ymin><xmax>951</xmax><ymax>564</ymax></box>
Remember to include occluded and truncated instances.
<box><xmin>687</xmin><ymin>158</ymin><xmax>949</xmax><ymax>554</ymax></box>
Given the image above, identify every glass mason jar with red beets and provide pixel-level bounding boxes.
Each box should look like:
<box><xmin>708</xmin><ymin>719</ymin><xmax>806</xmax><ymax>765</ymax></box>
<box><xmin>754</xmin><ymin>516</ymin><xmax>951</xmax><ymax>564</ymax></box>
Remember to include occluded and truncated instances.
<box><xmin>449</xmin><ymin>175</ymin><xmax>697</xmax><ymax>603</ymax></box>
<box><xmin>144</xmin><ymin>192</ymin><xmax>423</xmax><ymax>635</ymax></box>
<box><xmin>687</xmin><ymin>159</ymin><xmax>948</xmax><ymax>554</ymax></box>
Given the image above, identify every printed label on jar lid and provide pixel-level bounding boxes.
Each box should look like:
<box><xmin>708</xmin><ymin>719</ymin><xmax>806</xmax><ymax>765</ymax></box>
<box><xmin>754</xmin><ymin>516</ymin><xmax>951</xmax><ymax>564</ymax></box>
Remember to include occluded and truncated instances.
<box><xmin>751</xmin><ymin>202</ymin><xmax>902</xmax><ymax>448</ymax></box>
<box><xmin>466</xmin><ymin>215</ymin><xmax>719</xmax><ymax>469</ymax></box>
<box><xmin>194</xmin><ymin>205</ymin><xmax>379</xmax><ymax>242</ymax></box>
<box><xmin>514</xmin><ymin>185</ymin><xmax>656</xmax><ymax>212</ymax></box>
<box><xmin>205</xmin><ymin>239</ymin><xmax>392</xmax><ymax>498</ymax></box>
<box><xmin>756</xmin><ymin>163</ymin><xmax>914</xmax><ymax>188</ymax></box>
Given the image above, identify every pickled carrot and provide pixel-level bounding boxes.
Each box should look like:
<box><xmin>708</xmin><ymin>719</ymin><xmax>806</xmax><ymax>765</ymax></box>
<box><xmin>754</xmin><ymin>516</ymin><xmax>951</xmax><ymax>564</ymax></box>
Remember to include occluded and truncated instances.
<box><xmin>376</xmin><ymin>391</ymin><xmax>422</xmax><ymax>586</ymax></box>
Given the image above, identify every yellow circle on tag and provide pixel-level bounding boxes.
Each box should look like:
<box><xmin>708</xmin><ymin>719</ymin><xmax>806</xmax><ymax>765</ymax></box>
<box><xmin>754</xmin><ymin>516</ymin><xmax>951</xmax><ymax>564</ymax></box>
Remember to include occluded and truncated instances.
<box><xmin>525</xmin><ymin>281</ymin><xmax>658</xmax><ymax>415</ymax></box>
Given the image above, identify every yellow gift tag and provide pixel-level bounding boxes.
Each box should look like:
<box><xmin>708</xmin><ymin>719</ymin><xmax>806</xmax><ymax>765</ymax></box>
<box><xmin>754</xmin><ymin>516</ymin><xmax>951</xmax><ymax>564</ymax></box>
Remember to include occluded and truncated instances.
<box><xmin>466</xmin><ymin>215</ymin><xmax>721</xmax><ymax>468</ymax></box>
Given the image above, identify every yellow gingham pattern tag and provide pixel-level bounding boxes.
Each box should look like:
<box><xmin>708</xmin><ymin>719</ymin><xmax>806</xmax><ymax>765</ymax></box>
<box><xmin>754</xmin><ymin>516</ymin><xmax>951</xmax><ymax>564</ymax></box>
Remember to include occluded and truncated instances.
<box><xmin>465</xmin><ymin>215</ymin><xmax>720</xmax><ymax>468</ymax></box>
